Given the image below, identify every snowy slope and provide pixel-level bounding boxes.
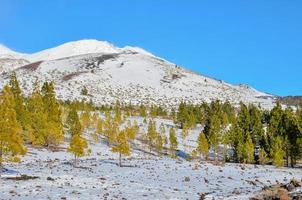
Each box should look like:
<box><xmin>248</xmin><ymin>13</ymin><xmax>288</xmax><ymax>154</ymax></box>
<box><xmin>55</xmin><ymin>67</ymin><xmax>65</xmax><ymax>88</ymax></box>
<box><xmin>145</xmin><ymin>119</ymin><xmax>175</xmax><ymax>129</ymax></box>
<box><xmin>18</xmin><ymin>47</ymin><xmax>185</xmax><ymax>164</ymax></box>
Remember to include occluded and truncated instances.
<box><xmin>0</xmin><ymin>44</ymin><xmax>30</xmax><ymax>73</ymax></box>
<box><xmin>0</xmin><ymin>39</ymin><xmax>276</xmax><ymax>109</ymax></box>
<box><xmin>1</xmin><ymin>116</ymin><xmax>301</xmax><ymax>200</ymax></box>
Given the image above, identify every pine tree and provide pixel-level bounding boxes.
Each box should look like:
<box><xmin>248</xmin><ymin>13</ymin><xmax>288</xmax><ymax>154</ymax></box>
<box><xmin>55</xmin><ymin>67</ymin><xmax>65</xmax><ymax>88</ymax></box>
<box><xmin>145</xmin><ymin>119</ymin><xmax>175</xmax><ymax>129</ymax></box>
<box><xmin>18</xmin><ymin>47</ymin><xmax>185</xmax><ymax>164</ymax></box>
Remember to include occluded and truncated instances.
<box><xmin>112</xmin><ymin>130</ymin><xmax>130</xmax><ymax>167</ymax></box>
<box><xmin>96</xmin><ymin>116</ymin><xmax>102</xmax><ymax>131</ymax></box>
<box><xmin>41</xmin><ymin>82</ymin><xmax>61</xmax><ymax>123</ymax></box>
<box><xmin>236</xmin><ymin>139</ymin><xmax>245</xmax><ymax>163</ymax></box>
<box><xmin>267</xmin><ymin>103</ymin><xmax>283</xmax><ymax>155</ymax></box>
<box><xmin>155</xmin><ymin>134</ymin><xmax>164</xmax><ymax>154</ymax></box>
<box><xmin>272</xmin><ymin>137</ymin><xmax>285</xmax><ymax>167</ymax></box>
<box><xmin>237</xmin><ymin>103</ymin><xmax>251</xmax><ymax>138</ymax></box>
<box><xmin>182</xmin><ymin>122</ymin><xmax>189</xmax><ymax>152</ymax></box>
<box><xmin>196</xmin><ymin>132</ymin><xmax>209</xmax><ymax>160</ymax></box>
<box><xmin>92</xmin><ymin>118</ymin><xmax>103</xmax><ymax>143</ymax></box>
<box><xmin>114</xmin><ymin>101</ymin><xmax>122</xmax><ymax>124</ymax></box>
<box><xmin>176</xmin><ymin>101</ymin><xmax>188</xmax><ymax>128</ymax></box>
<box><xmin>80</xmin><ymin>110</ymin><xmax>91</xmax><ymax>129</ymax></box>
<box><xmin>27</xmin><ymin>82</ymin><xmax>49</xmax><ymax>146</ymax></box>
<box><xmin>124</xmin><ymin>121</ymin><xmax>138</xmax><ymax>141</ymax></box>
<box><xmin>204</xmin><ymin>113</ymin><xmax>222</xmax><ymax>162</ymax></box>
<box><xmin>245</xmin><ymin>134</ymin><xmax>254</xmax><ymax>164</ymax></box>
<box><xmin>9</xmin><ymin>72</ymin><xmax>28</xmax><ymax>129</ymax></box>
<box><xmin>147</xmin><ymin>120</ymin><xmax>157</xmax><ymax>152</ymax></box>
<box><xmin>169</xmin><ymin>127</ymin><xmax>178</xmax><ymax>158</ymax></box>
<box><xmin>103</xmin><ymin>111</ymin><xmax>118</xmax><ymax>146</ymax></box>
<box><xmin>90</xmin><ymin>112</ymin><xmax>99</xmax><ymax>128</ymax></box>
<box><xmin>159</xmin><ymin>123</ymin><xmax>166</xmax><ymax>137</ymax></box>
<box><xmin>68</xmin><ymin>134</ymin><xmax>88</xmax><ymax>167</ymax></box>
<box><xmin>139</xmin><ymin>104</ymin><xmax>147</xmax><ymax>117</ymax></box>
<box><xmin>158</xmin><ymin>123</ymin><xmax>166</xmax><ymax>154</ymax></box>
<box><xmin>0</xmin><ymin>85</ymin><xmax>27</xmax><ymax>171</ymax></box>
<box><xmin>280</xmin><ymin>109</ymin><xmax>301</xmax><ymax>167</ymax></box>
<box><xmin>41</xmin><ymin>82</ymin><xmax>64</xmax><ymax>147</ymax></box>
<box><xmin>26</xmin><ymin>81</ymin><xmax>63</xmax><ymax>147</ymax></box>
<box><xmin>249</xmin><ymin>105</ymin><xmax>267</xmax><ymax>152</ymax></box>
<box><xmin>67</xmin><ymin>106</ymin><xmax>82</xmax><ymax>136</ymax></box>
<box><xmin>259</xmin><ymin>148</ymin><xmax>268</xmax><ymax>165</ymax></box>
<box><xmin>150</xmin><ymin>105</ymin><xmax>157</xmax><ymax>118</ymax></box>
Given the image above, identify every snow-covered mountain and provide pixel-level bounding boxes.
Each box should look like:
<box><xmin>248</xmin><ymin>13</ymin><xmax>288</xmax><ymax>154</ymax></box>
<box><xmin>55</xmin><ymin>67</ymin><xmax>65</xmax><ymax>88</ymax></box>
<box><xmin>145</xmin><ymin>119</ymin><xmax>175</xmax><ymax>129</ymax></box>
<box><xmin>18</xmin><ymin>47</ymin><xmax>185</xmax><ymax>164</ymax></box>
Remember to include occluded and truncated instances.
<box><xmin>0</xmin><ymin>39</ymin><xmax>276</xmax><ymax>108</ymax></box>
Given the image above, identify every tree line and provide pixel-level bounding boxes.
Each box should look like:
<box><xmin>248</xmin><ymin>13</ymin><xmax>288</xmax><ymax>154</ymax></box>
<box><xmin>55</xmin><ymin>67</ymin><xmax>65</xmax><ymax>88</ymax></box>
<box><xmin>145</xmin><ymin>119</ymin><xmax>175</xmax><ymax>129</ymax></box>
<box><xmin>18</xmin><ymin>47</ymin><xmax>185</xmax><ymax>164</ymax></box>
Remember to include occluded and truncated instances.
<box><xmin>0</xmin><ymin>72</ymin><xmax>301</xmax><ymax>170</ymax></box>
<box><xmin>176</xmin><ymin>101</ymin><xmax>302</xmax><ymax>167</ymax></box>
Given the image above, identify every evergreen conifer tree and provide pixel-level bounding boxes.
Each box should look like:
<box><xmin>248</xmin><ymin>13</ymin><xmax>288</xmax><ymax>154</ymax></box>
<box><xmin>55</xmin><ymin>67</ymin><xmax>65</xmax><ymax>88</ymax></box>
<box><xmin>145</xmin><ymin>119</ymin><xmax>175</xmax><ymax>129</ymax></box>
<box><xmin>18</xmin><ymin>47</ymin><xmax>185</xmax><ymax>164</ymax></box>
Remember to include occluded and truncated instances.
<box><xmin>147</xmin><ymin>120</ymin><xmax>157</xmax><ymax>152</ymax></box>
<box><xmin>0</xmin><ymin>85</ymin><xmax>27</xmax><ymax>171</ymax></box>
<box><xmin>27</xmin><ymin>82</ymin><xmax>49</xmax><ymax>146</ymax></box>
<box><xmin>259</xmin><ymin>148</ymin><xmax>268</xmax><ymax>165</ymax></box>
<box><xmin>68</xmin><ymin>134</ymin><xmax>88</xmax><ymax>167</ymax></box>
<box><xmin>245</xmin><ymin>134</ymin><xmax>254</xmax><ymax>163</ymax></box>
<box><xmin>272</xmin><ymin>137</ymin><xmax>285</xmax><ymax>167</ymax></box>
<box><xmin>196</xmin><ymin>132</ymin><xmax>209</xmax><ymax>160</ymax></box>
<box><xmin>67</xmin><ymin>106</ymin><xmax>82</xmax><ymax>136</ymax></box>
<box><xmin>9</xmin><ymin>72</ymin><xmax>28</xmax><ymax>129</ymax></box>
<box><xmin>169</xmin><ymin>127</ymin><xmax>178</xmax><ymax>158</ymax></box>
<box><xmin>112</xmin><ymin>130</ymin><xmax>130</xmax><ymax>167</ymax></box>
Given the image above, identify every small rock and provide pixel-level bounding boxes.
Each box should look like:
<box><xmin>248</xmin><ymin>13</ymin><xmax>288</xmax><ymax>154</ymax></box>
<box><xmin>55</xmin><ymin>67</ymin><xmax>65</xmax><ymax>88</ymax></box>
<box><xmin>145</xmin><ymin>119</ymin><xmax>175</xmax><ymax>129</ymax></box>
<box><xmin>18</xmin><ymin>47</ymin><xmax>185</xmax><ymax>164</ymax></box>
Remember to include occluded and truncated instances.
<box><xmin>184</xmin><ymin>176</ymin><xmax>190</xmax><ymax>182</ymax></box>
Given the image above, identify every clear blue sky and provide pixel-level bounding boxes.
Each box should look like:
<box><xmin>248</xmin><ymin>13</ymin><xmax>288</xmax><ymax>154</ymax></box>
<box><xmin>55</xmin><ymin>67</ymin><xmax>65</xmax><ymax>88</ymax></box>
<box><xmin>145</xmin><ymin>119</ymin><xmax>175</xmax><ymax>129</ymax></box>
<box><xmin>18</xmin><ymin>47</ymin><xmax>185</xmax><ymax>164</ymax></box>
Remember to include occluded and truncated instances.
<box><xmin>0</xmin><ymin>0</ymin><xmax>301</xmax><ymax>96</ymax></box>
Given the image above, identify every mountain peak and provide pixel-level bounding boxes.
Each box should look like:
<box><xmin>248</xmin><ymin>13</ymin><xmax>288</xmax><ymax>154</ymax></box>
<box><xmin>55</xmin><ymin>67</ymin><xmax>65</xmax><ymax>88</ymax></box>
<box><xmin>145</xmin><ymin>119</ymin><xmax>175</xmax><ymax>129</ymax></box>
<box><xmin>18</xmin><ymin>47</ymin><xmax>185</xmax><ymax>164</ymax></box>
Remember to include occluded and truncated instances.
<box><xmin>0</xmin><ymin>39</ymin><xmax>157</xmax><ymax>62</ymax></box>
<box><xmin>28</xmin><ymin>39</ymin><xmax>120</xmax><ymax>61</ymax></box>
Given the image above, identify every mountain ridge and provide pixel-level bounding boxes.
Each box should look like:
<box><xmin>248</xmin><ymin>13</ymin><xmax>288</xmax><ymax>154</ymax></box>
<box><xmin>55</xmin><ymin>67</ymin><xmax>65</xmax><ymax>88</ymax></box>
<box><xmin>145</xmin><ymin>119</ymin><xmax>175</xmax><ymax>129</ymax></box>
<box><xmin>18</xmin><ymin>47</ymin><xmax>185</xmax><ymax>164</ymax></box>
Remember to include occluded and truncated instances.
<box><xmin>0</xmin><ymin>39</ymin><xmax>276</xmax><ymax>109</ymax></box>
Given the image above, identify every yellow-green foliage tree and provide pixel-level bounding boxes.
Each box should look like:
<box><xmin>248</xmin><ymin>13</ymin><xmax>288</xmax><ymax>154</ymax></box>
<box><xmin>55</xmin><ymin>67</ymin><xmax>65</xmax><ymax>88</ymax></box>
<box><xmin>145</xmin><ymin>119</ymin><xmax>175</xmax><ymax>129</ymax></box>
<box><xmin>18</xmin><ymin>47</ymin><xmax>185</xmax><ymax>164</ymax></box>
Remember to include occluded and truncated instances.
<box><xmin>155</xmin><ymin>134</ymin><xmax>164</xmax><ymax>154</ymax></box>
<box><xmin>139</xmin><ymin>104</ymin><xmax>147</xmax><ymax>117</ymax></box>
<box><xmin>41</xmin><ymin>82</ymin><xmax>64</xmax><ymax>147</ymax></box>
<box><xmin>103</xmin><ymin>111</ymin><xmax>118</xmax><ymax>146</ymax></box>
<box><xmin>182</xmin><ymin>122</ymin><xmax>189</xmax><ymax>152</ymax></box>
<box><xmin>26</xmin><ymin>81</ymin><xmax>63</xmax><ymax>147</ymax></box>
<box><xmin>124</xmin><ymin>121</ymin><xmax>138</xmax><ymax>141</ymax></box>
<box><xmin>91</xmin><ymin>112</ymin><xmax>99</xmax><ymax>128</ymax></box>
<box><xmin>114</xmin><ymin>101</ymin><xmax>122</xmax><ymax>124</ymax></box>
<box><xmin>169</xmin><ymin>127</ymin><xmax>178</xmax><ymax>158</ymax></box>
<box><xmin>259</xmin><ymin>148</ymin><xmax>268</xmax><ymax>165</ymax></box>
<box><xmin>205</xmin><ymin>113</ymin><xmax>223</xmax><ymax>162</ymax></box>
<box><xmin>9</xmin><ymin>72</ymin><xmax>28</xmax><ymax>130</ymax></box>
<box><xmin>112</xmin><ymin>130</ymin><xmax>130</xmax><ymax>167</ymax></box>
<box><xmin>92</xmin><ymin>118</ymin><xmax>103</xmax><ymax>143</ymax></box>
<box><xmin>68</xmin><ymin>134</ymin><xmax>88</xmax><ymax>167</ymax></box>
<box><xmin>27</xmin><ymin>82</ymin><xmax>49</xmax><ymax>146</ymax></box>
<box><xmin>67</xmin><ymin>105</ymin><xmax>88</xmax><ymax>166</ymax></box>
<box><xmin>272</xmin><ymin>137</ymin><xmax>285</xmax><ymax>167</ymax></box>
<box><xmin>196</xmin><ymin>132</ymin><xmax>209</xmax><ymax>160</ymax></box>
<box><xmin>67</xmin><ymin>105</ymin><xmax>82</xmax><ymax>136</ymax></box>
<box><xmin>147</xmin><ymin>120</ymin><xmax>157</xmax><ymax>152</ymax></box>
<box><xmin>154</xmin><ymin>123</ymin><xmax>166</xmax><ymax>154</ymax></box>
<box><xmin>80</xmin><ymin>110</ymin><xmax>91</xmax><ymax>130</ymax></box>
<box><xmin>0</xmin><ymin>85</ymin><xmax>27</xmax><ymax>170</ymax></box>
<box><xmin>245</xmin><ymin>134</ymin><xmax>255</xmax><ymax>164</ymax></box>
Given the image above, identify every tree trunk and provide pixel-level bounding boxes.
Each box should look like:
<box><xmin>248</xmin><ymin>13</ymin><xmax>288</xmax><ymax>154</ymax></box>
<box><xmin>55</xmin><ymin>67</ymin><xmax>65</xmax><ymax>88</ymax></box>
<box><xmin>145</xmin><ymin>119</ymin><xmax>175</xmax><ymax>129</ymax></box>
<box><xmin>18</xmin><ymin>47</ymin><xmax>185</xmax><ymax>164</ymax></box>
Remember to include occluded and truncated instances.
<box><xmin>149</xmin><ymin>140</ymin><xmax>152</xmax><ymax>153</ymax></box>
<box><xmin>285</xmin><ymin>150</ymin><xmax>290</xmax><ymax>167</ymax></box>
<box><xmin>214</xmin><ymin>147</ymin><xmax>218</xmax><ymax>163</ymax></box>
<box><xmin>74</xmin><ymin>155</ymin><xmax>77</xmax><ymax>167</ymax></box>
<box><xmin>119</xmin><ymin>153</ymin><xmax>122</xmax><ymax>167</ymax></box>
<box><xmin>0</xmin><ymin>152</ymin><xmax>2</xmax><ymax>178</ymax></box>
<box><xmin>290</xmin><ymin>156</ymin><xmax>295</xmax><ymax>168</ymax></box>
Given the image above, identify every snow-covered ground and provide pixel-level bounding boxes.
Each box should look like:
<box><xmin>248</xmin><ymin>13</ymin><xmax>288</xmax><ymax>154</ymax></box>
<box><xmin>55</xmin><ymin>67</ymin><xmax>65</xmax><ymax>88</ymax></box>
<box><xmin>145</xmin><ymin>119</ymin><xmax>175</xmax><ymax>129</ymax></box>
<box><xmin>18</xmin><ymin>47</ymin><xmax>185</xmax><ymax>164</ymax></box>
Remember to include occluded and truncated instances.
<box><xmin>1</xmin><ymin>142</ymin><xmax>301</xmax><ymax>200</ymax></box>
<box><xmin>1</xmin><ymin>117</ymin><xmax>301</xmax><ymax>200</ymax></box>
